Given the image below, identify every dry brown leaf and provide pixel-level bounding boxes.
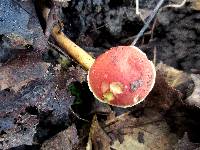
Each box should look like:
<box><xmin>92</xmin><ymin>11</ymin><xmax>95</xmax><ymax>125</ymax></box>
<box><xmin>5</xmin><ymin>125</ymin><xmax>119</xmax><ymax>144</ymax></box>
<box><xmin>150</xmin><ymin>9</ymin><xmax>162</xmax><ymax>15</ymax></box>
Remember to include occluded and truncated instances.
<box><xmin>54</xmin><ymin>0</ymin><xmax>71</xmax><ymax>7</ymax></box>
<box><xmin>173</xmin><ymin>132</ymin><xmax>200</xmax><ymax>150</ymax></box>
<box><xmin>145</xmin><ymin>70</ymin><xmax>182</xmax><ymax>111</ymax></box>
<box><xmin>0</xmin><ymin>78</ymin><xmax>75</xmax><ymax>149</ymax></box>
<box><xmin>156</xmin><ymin>63</ymin><xmax>200</xmax><ymax>108</ymax></box>
<box><xmin>91</xmin><ymin>100</ymin><xmax>112</xmax><ymax>115</ymax></box>
<box><xmin>0</xmin><ymin>53</ymin><xmax>50</xmax><ymax>91</ymax></box>
<box><xmin>190</xmin><ymin>0</ymin><xmax>200</xmax><ymax>10</ymax></box>
<box><xmin>156</xmin><ymin>63</ymin><xmax>183</xmax><ymax>87</ymax></box>
<box><xmin>41</xmin><ymin>124</ymin><xmax>79</xmax><ymax>150</ymax></box>
<box><xmin>150</xmin><ymin>63</ymin><xmax>193</xmax><ymax>103</ymax></box>
<box><xmin>2</xmin><ymin>34</ymin><xmax>31</xmax><ymax>49</ymax></box>
<box><xmin>86</xmin><ymin>115</ymin><xmax>111</xmax><ymax>150</ymax></box>
<box><xmin>185</xmin><ymin>74</ymin><xmax>200</xmax><ymax>108</ymax></box>
<box><xmin>156</xmin><ymin>63</ymin><xmax>192</xmax><ymax>90</ymax></box>
<box><xmin>108</xmin><ymin>109</ymin><xmax>178</xmax><ymax>150</ymax></box>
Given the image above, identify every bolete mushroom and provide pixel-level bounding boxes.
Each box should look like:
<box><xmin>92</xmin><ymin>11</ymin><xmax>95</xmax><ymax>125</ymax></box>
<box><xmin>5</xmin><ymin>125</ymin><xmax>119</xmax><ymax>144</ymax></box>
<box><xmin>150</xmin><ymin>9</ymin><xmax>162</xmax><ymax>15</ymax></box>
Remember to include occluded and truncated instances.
<box><xmin>88</xmin><ymin>46</ymin><xmax>156</xmax><ymax>107</ymax></box>
<box><xmin>51</xmin><ymin>25</ymin><xmax>156</xmax><ymax>108</ymax></box>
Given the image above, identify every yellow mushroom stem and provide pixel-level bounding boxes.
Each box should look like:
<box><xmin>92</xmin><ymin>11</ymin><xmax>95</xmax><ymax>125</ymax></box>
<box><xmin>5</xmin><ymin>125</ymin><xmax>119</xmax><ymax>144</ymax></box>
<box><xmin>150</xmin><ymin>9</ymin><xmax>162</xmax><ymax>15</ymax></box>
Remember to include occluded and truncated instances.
<box><xmin>51</xmin><ymin>24</ymin><xmax>95</xmax><ymax>70</ymax></box>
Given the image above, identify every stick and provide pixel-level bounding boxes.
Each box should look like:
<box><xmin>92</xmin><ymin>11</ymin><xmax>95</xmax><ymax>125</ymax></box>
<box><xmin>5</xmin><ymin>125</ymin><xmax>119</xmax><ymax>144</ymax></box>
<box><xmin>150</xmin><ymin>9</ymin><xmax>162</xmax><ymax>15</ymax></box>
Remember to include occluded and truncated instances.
<box><xmin>136</xmin><ymin>0</ymin><xmax>140</xmax><ymax>15</ymax></box>
<box><xmin>131</xmin><ymin>0</ymin><xmax>165</xmax><ymax>46</ymax></box>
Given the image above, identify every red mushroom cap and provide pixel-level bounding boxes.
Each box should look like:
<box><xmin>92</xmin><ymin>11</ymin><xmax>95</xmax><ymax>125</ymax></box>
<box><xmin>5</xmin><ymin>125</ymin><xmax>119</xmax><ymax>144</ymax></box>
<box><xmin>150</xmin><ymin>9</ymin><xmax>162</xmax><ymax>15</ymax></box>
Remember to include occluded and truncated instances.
<box><xmin>87</xmin><ymin>46</ymin><xmax>156</xmax><ymax>108</ymax></box>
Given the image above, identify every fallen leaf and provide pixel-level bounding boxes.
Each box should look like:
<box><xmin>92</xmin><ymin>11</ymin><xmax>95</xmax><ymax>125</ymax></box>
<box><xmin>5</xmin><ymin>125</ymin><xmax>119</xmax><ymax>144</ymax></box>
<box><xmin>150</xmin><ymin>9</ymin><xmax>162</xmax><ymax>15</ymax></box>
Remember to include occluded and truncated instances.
<box><xmin>0</xmin><ymin>52</ymin><xmax>50</xmax><ymax>91</ymax></box>
<box><xmin>145</xmin><ymin>70</ymin><xmax>182</xmax><ymax>111</ymax></box>
<box><xmin>1</xmin><ymin>34</ymin><xmax>31</xmax><ymax>49</ymax></box>
<box><xmin>0</xmin><ymin>0</ymin><xmax>45</xmax><ymax>50</ymax></box>
<box><xmin>173</xmin><ymin>132</ymin><xmax>200</xmax><ymax>150</ymax></box>
<box><xmin>156</xmin><ymin>63</ymin><xmax>200</xmax><ymax>108</ymax></box>
<box><xmin>41</xmin><ymin>124</ymin><xmax>79</xmax><ymax>150</ymax></box>
<box><xmin>86</xmin><ymin>115</ymin><xmax>111</xmax><ymax>150</ymax></box>
<box><xmin>54</xmin><ymin>0</ymin><xmax>71</xmax><ymax>7</ymax></box>
<box><xmin>156</xmin><ymin>63</ymin><xmax>192</xmax><ymax>89</ymax></box>
<box><xmin>0</xmin><ymin>63</ymin><xmax>75</xmax><ymax>149</ymax></box>
<box><xmin>190</xmin><ymin>0</ymin><xmax>200</xmax><ymax>10</ymax></box>
<box><xmin>91</xmin><ymin>99</ymin><xmax>112</xmax><ymax>115</ymax></box>
<box><xmin>107</xmin><ymin>109</ymin><xmax>178</xmax><ymax>150</ymax></box>
<box><xmin>155</xmin><ymin>63</ymin><xmax>194</xmax><ymax>99</ymax></box>
<box><xmin>185</xmin><ymin>74</ymin><xmax>200</xmax><ymax>108</ymax></box>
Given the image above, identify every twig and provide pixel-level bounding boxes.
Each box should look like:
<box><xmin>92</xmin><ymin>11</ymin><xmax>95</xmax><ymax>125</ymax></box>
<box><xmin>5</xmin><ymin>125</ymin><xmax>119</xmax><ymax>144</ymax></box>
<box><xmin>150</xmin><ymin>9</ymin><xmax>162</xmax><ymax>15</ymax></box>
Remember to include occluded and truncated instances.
<box><xmin>48</xmin><ymin>41</ymin><xmax>71</xmax><ymax>59</ymax></box>
<box><xmin>120</xmin><ymin>31</ymin><xmax>151</xmax><ymax>44</ymax></box>
<box><xmin>147</xmin><ymin>0</ymin><xmax>186</xmax><ymax>43</ymax></box>
<box><xmin>153</xmin><ymin>46</ymin><xmax>157</xmax><ymax>65</ymax></box>
<box><xmin>162</xmin><ymin>0</ymin><xmax>187</xmax><ymax>9</ymax></box>
<box><xmin>105</xmin><ymin>112</ymin><xmax>131</xmax><ymax>126</ymax></box>
<box><xmin>136</xmin><ymin>0</ymin><xmax>140</xmax><ymax>15</ymax></box>
<box><xmin>13</xmin><ymin>0</ymin><xmax>32</xmax><ymax>15</ymax></box>
<box><xmin>131</xmin><ymin>0</ymin><xmax>186</xmax><ymax>46</ymax></box>
<box><xmin>131</xmin><ymin>0</ymin><xmax>165</xmax><ymax>46</ymax></box>
<box><xmin>69</xmin><ymin>107</ymin><xmax>89</xmax><ymax>122</ymax></box>
<box><xmin>150</xmin><ymin>18</ymin><xmax>158</xmax><ymax>41</ymax></box>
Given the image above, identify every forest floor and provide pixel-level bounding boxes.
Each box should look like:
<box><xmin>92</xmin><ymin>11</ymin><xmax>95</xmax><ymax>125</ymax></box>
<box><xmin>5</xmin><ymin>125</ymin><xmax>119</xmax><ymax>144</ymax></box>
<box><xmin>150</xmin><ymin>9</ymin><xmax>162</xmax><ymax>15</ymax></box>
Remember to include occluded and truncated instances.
<box><xmin>0</xmin><ymin>0</ymin><xmax>200</xmax><ymax>149</ymax></box>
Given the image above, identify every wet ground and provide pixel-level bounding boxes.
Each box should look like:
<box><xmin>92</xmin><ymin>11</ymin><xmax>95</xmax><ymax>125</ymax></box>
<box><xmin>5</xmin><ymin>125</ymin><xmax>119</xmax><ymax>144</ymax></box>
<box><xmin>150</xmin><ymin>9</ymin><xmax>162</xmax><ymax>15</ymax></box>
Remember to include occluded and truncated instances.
<box><xmin>0</xmin><ymin>0</ymin><xmax>200</xmax><ymax>149</ymax></box>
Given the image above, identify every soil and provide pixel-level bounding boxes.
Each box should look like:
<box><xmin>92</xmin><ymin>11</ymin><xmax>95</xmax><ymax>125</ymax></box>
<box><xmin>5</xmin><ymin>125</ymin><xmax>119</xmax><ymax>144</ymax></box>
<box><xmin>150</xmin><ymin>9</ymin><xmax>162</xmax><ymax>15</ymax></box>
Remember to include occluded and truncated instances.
<box><xmin>0</xmin><ymin>0</ymin><xmax>200</xmax><ymax>149</ymax></box>
<box><xmin>63</xmin><ymin>0</ymin><xmax>200</xmax><ymax>72</ymax></box>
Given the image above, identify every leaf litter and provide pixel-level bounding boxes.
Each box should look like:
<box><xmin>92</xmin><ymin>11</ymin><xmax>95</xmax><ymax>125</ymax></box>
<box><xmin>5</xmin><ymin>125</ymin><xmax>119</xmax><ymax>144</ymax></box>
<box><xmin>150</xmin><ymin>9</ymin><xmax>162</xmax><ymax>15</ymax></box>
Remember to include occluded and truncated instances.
<box><xmin>85</xmin><ymin>63</ymin><xmax>200</xmax><ymax>149</ymax></box>
<box><xmin>0</xmin><ymin>0</ymin><xmax>200</xmax><ymax>149</ymax></box>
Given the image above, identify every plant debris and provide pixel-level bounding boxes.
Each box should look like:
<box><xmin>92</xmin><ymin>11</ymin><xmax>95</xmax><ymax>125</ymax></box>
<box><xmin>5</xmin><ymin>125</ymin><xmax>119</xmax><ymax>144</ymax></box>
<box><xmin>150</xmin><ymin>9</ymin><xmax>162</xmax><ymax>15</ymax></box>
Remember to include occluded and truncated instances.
<box><xmin>185</xmin><ymin>74</ymin><xmax>200</xmax><ymax>108</ymax></box>
<box><xmin>173</xmin><ymin>132</ymin><xmax>200</xmax><ymax>150</ymax></box>
<box><xmin>110</xmin><ymin>110</ymin><xmax>178</xmax><ymax>150</ymax></box>
<box><xmin>0</xmin><ymin>52</ymin><xmax>50</xmax><ymax>91</ymax></box>
<box><xmin>86</xmin><ymin>115</ymin><xmax>111</xmax><ymax>150</ymax></box>
<box><xmin>0</xmin><ymin>0</ymin><xmax>200</xmax><ymax>149</ymax></box>
<box><xmin>41</xmin><ymin>124</ymin><xmax>79</xmax><ymax>150</ymax></box>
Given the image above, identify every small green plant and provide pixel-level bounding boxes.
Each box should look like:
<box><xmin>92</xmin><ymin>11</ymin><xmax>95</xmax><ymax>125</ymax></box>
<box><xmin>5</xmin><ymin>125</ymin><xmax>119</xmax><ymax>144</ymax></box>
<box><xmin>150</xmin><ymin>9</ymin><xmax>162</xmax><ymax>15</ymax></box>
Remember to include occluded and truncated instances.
<box><xmin>68</xmin><ymin>83</ymin><xmax>83</xmax><ymax>105</ymax></box>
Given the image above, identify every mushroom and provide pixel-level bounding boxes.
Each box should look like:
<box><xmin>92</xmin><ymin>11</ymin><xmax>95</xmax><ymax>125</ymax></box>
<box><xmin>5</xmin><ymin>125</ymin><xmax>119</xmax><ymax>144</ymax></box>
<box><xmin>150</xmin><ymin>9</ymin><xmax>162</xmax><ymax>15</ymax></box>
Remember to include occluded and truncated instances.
<box><xmin>88</xmin><ymin>46</ymin><xmax>156</xmax><ymax>107</ymax></box>
<box><xmin>52</xmin><ymin>25</ymin><xmax>156</xmax><ymax>108</ymax></box>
